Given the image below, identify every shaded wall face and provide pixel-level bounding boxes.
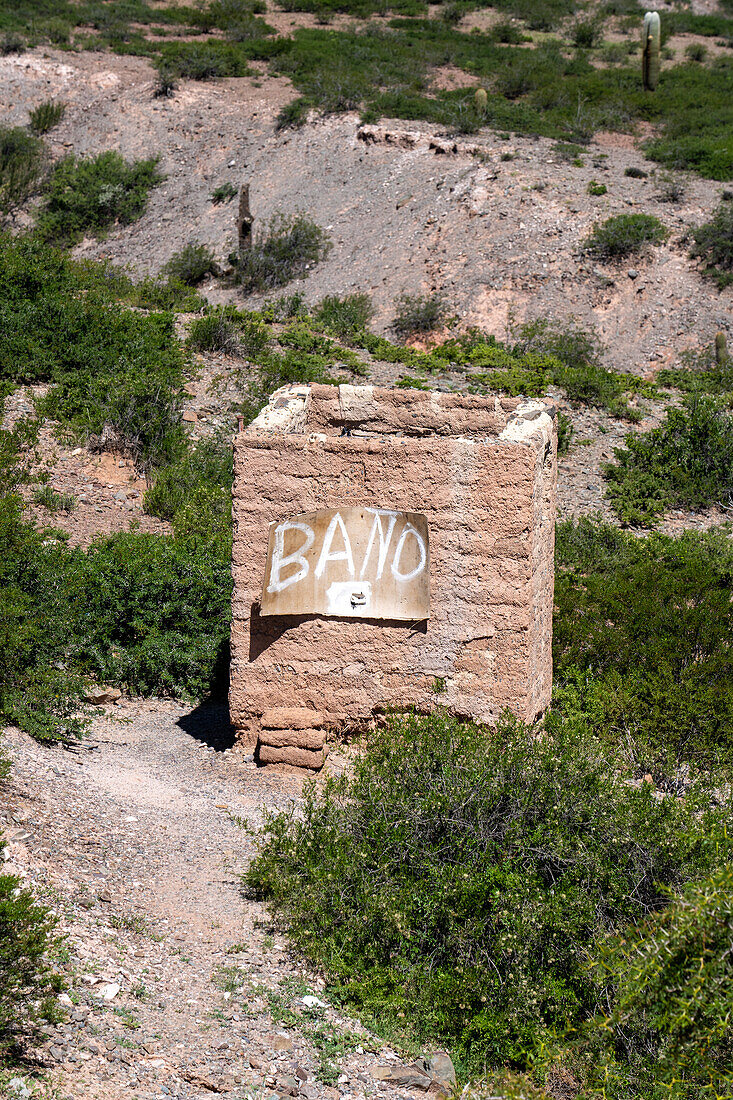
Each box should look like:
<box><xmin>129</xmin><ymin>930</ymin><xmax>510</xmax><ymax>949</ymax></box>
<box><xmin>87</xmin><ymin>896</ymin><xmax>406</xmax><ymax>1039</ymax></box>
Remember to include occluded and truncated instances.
<box><xmin>230</xmin><ymin>387</ymin><xmax>556</xmax><ymax>743</ymax></box>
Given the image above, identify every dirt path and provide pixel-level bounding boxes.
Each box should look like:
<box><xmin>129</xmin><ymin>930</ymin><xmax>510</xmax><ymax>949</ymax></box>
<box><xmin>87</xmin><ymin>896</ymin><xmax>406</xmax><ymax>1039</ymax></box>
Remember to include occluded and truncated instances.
<box><xmin>1</xmin><ymin>703</ymin><xmax>399</xmax><ymax>1100</ymax></box>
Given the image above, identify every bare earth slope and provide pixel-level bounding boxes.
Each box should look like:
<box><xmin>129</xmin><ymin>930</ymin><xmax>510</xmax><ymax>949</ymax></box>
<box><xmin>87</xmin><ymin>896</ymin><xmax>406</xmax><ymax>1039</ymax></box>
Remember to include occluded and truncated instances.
<box><xmin>1</xmin><ymin>48</ymin><xmax>731</xmax><ymax>374</ymax></box>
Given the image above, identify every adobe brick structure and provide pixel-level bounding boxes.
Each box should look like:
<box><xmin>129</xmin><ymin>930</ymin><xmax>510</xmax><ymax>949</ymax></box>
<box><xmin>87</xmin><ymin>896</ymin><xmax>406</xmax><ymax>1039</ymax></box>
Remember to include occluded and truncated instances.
<box><xmin>230</xmin><ymin>383</ymin><xmax>557</xmax><ymax>766</ymax></box>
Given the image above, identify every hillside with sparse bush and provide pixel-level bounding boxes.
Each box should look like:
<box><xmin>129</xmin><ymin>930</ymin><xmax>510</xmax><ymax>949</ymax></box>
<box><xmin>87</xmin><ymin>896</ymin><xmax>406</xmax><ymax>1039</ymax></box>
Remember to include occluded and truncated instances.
<box><xmin>0</xmin><ymin>0</ymin><xmax>732</xmax><ymax>1097</ymax></box>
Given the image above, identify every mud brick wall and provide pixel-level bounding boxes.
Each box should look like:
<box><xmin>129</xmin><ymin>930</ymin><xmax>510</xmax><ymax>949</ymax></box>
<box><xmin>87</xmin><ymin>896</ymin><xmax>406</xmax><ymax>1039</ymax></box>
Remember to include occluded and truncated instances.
<box><xmin>230</xmin><ymin>384</ymin><xmax>556</xmax><ymax>747</ymax></box>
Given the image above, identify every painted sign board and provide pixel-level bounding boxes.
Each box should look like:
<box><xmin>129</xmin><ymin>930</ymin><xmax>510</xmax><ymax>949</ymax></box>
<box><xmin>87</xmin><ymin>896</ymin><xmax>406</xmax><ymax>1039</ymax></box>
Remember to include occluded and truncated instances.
<box><xmin>260</xmin><ymin>507</ymin><xmax>430</xmax><ymax>621</ymax></box>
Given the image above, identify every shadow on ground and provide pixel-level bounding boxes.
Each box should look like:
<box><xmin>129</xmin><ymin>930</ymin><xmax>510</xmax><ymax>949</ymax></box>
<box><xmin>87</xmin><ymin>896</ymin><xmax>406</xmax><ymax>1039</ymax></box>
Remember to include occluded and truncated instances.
<box><xmin>177</xmin><ymin>702</ymin><xmax>237</xmax><ymax>752</ymax></box>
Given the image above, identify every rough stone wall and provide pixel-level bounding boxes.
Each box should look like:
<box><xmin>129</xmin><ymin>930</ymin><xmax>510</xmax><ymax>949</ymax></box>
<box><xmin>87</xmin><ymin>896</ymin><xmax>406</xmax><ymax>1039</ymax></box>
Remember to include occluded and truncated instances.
<box><xmin>230</xmin><ymin>385</ymin><xmax>556</xmax><ymax>751</ymax></box>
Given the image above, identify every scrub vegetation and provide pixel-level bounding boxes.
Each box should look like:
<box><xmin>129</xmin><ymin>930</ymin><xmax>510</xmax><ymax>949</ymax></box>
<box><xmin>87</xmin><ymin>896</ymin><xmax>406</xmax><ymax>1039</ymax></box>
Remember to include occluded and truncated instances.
<box><xmin>2</xmin><ymin>0</ymin><xmax>733</xmax><ymax>1092</ymax></box>
<box><xmin>1</xmin><ymin>0</ymin><xmax>733</xmax><ymax>180</ymax></box>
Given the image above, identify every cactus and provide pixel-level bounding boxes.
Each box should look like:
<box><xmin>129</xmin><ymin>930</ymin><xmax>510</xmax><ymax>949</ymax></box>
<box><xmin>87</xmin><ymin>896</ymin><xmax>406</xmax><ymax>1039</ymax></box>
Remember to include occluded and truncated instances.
<box><xmin>642</xmin><ymin>11</ymin><xmax>661</xmax><ymax>91</ymax></box>
<box><xmin>474</xmin><ymin>87</ymin><xmax>488</xmax><ymax>114</ymax></box>
<box><xmin>715</xmin><ymin>331</ymin><xmax>728</xmax><ymax>366</ymax></box>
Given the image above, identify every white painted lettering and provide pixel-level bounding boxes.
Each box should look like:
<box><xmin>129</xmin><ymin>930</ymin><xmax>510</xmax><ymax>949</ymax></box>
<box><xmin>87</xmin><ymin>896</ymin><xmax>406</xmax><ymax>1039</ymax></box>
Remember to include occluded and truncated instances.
<box><xmin>391</xmin><ymin>522</ymin><xmax>427</xmax><ymax>583</ymax></box>
<box><xmin>314</xmin><ymin>512</ymin><xmax>355</xmax><ymax>580</ymax></box>
<box><xmin>267</xmin><ymin>521</ymin><xmax>315</xmax><ymax>593</ymax></box>
<box><xmin>360</xmin><ymin>509</ymin><xmax>398</xmax><ymax>580</ymax></box>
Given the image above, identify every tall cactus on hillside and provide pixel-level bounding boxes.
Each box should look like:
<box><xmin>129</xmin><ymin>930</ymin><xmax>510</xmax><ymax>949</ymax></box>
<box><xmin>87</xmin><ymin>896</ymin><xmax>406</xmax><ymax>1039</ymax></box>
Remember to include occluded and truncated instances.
<box><xmin>715</xmin><ymin>331</ymin><xmax>728</xmax><ymax>366</ymax></box>
<box><xmin>474</xmin><ymin>88</ymin><xmax>488</xmax><ymax>114</ymax></box>
<box><xmin>642</xmin><ymin>11</ymin><xmax>661</xmax><ymax>91</ymax></box>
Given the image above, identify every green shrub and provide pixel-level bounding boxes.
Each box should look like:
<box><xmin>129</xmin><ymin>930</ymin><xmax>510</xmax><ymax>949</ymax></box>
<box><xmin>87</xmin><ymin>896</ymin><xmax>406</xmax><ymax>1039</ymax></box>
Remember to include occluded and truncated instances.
<box><xmin>264</xmin><ymin>291</ymin><xmax>309</xmax><ymax>321</ymax></box>
<box><xmin>275</xmin><ymin>97</ymin><xmax>311</xmax><ymax>131</ymax></box>
<box><xmin>211</xmin><ymin>181</ymin><xmax>238</xmax><ymax>203</ymax></box>
<box><xmin>658</xmin><ymin>339</ymin><xmax>733</xmax><ymax>395</ymax></box>
<box><xmin>0</xmin><ymin>487</ymin><xmax>232</xmax><ymax>741</ymax></box>
<box><xmin>572</xmin><ymin>19</ymin><xmax>600</xmax><ymax>48</ymax></box>
<box><xmin>144</xmin><ymin>437</ymin><xmax>233</xmax><ymax>529</ymax></box>
<box><xmin>603</xmin><ymin>395</ymin><xmax>733</xmax><ymax>524</ymax></box>
<box><xmin>188</xmin><ymin>309</ymin><xmax>240</xmax><ymax>354</ymax></box>
<box><xmin>392</xmin><ymin>292</ymin><xmax>449</xmax><ymax>339</ymax></box>
<box><xmin>566</xmin><ymin>864</ymin><xmax>733</xmax><ymax>1099</ymax></box>
<box><xmin>552</xmin><ymin>142</ymin><xmax>586</xmax><ymax>164</ymax></box>
<box><xmin>154</xmin><ymin>70</ymin><xmax>178</xmax><ymax>98</ymax></box>
<box><xmin>239</xmin><ymin>346</ymin><xmax>344</xmax><ymax>423</ymax></box>
<box><xmin>557</xmin><ymin>409</ymin><xmax>573</xmax><ymax>454</ymax></box>
<box><xmin>582</xmin><ymin>214</ymin><xmax>668</xmax><ymax>260</ymax></box>
<box><xmin>314</xmin><ymin>292</ymin><xmax>373</xmax><ymax>338</ymax></box>
<box><xmin>162</xmin><ymin>241</ymin><xmax>218</xmax><ymax>286</ymax></box>
<box><xmin>0</xmin><ymin>33</ymin><xmax>25</xmax><ymax>55</ymax></box>
<box><xmin>131</xmin><ymin>275</ymin><xmax>206</xmax><ymax>313</ymax></box>
<box><xmin>624</xmin><ymin>165</ymin><xmax>647</xmax><ymax>179</ymax></box>
<box><xmin>235</xmin><ymin>213</ymin><xmax>331</xmax><ymax>293</ymax></box>
<box><xmin>655</xmin><ymin>171</ymin><xmax>686</xmax><ymax>203</ymax></box>
<box><xmin>689</xmin><ymin>200</ymin><xmax>733</xmax><ymax>287</ymax></box>
<box><xmin>0</xmin><ymin>127</ymin><xmax>44</xmax><ymax>218</ymax></box>
<box><xmin>246</xmin><ymin>710</ymin><xmax>730</xmax><ymax>1075</ymax></box>
<box><xmin>35</xmin><ymin>150</ymin><xmax>163</xmax><ymax>245</ymax></box>
<box><xmin>489</xmin><ymin>21</ymin><xmax>527</xmax><ymax>45</ymax></box>
<box><xmin>33</xmin><ymin>484</ymin><xmax>75</xmax><ymax>513</ymax></box>
<box><xmin>28</xmin><ymin>100</ymin><xmax>66</xmax><ymax>135</ymax></box>
<box><xmin>155</xmin><ymin>40</ymin><xmax>253</xmax><ymax>81</ymax></box>
<box><xmin>0</xmin><ymin>235</ymin><xmax>187</xmax><ymax>467</ymax></box>
<box><xmin>0</xmin><ymin>493</ymin><xmax>87</xmax><ymax>743</ymax></box>
<box><xmin>0</xmin><ymin>832</ymin><xmax>63</xmax><ymax>1053</ymax></box>
<box><xmin>554</xmin><ymin>517</ymin><xmax>733</xmax><ymax>769</ymax></box>
<box><xmin>71</xmin><ymin>528</ymin><xmax>232</xmax><ymax>699</ymax></box>
<box><xmin>685</xmin><ymin>41</ymin><xmax>708</xmax><ymax>63</ymax></box>
<box><xmin>509</xmin><ymin>316</ymin><xmax>642</xmax><ymax>419</ymax></box>
<box><xmin>587</xmin><ymin>179</ymin><xmax>607</xmax><ymax>195</ymax></box>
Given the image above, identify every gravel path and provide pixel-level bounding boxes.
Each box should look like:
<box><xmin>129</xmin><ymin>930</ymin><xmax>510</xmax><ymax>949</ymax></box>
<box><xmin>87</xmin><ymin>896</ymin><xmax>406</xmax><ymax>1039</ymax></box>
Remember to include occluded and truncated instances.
<box><xmin>1</xmin><ymin>703</ymin><xmax>402</xmax><ymax>1100</ymax></box>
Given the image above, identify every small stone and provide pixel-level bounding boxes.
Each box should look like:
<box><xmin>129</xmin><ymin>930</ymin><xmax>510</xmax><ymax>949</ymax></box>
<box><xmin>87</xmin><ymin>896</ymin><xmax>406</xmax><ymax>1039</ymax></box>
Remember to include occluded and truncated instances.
<box><xmin>426</xmin><ymin>1052</ymin><xmax>456</xmax><ymax>1089</ymax></box>
<box><xmin>6</xmin><ymin>1078</ymin><xmax>32</xmax><ymax>1099</ymax></box>
<box><xmin>277</xmin><ymin>1076</ymin><xmax>299</xmax><ymax>1096</ymax></box>
<box><xmin>182</xmin><ymin>410</ymin><xmax>198</xmax><ymax>423</ymax></box>
<box><xmin>50</xmin><ymin>1045</ymin><xmax>65</xmax><ymax>1061</ymax></box>
<box><xmin>84</xmin><ymin>686</ymin><xmax>122</xmax><ymax>705</ymax></box>
<box><xmin>627</xmin><ymin>269</ymin><xmax>638</xmax><ymax>279</ymax></box>
<box><xmin>95</xmin><ymin>982</ymin><xmax>121</xmax><ymax>1001</ymax></box>
<box><xmin>270</xmin><ymin>1035</ymin><xmax>293</xmax><ymax>1052</ymax></box>
<box><xmin>370</xmin><ymin>1065</ymin><xmax>433</xmax><ymax>1090</ymax></box>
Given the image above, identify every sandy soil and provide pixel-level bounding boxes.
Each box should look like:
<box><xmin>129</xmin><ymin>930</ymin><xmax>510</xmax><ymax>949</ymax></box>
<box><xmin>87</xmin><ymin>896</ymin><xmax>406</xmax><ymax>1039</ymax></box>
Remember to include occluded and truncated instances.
<box><xmin>2</xmin><ymin>706</ymin><xmax>402</xmax><ymax>1100</ymax></box>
